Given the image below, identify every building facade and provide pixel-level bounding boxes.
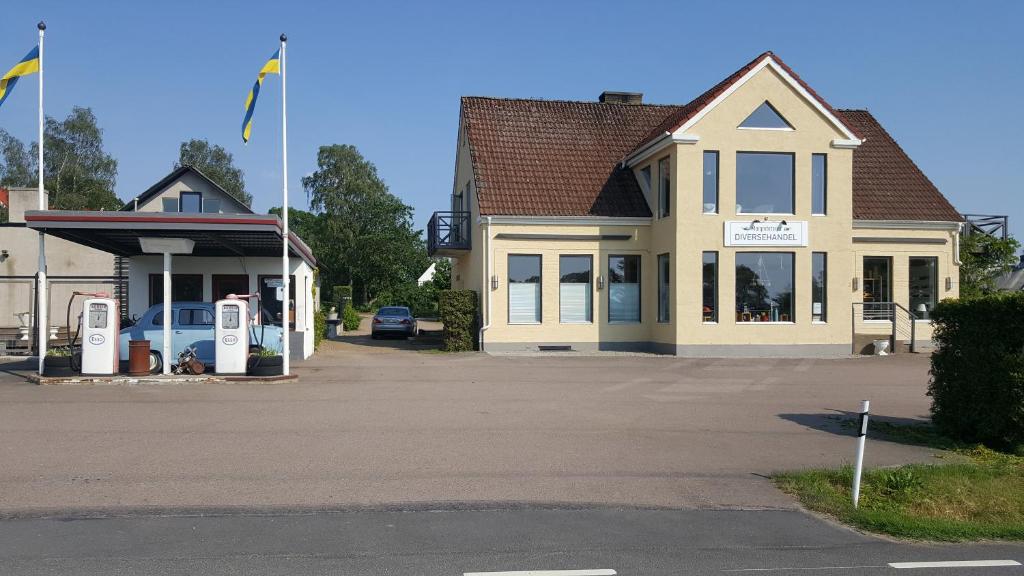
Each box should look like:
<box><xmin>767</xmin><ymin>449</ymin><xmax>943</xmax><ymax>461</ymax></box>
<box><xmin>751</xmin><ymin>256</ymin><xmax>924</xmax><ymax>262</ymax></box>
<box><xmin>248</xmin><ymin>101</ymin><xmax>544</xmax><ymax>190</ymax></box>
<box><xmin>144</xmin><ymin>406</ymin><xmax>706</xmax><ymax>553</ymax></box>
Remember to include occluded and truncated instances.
<box><xmin>429</xmin><ymin>52</ymin><xmax>962</xmax><ymax>356</ymax></box>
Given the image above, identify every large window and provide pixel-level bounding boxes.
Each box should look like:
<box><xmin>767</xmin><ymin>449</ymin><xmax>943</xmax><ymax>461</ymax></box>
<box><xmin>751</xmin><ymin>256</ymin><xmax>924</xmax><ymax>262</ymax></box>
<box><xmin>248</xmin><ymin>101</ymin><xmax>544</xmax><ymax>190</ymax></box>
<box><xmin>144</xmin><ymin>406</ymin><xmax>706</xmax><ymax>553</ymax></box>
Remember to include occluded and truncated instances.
<box><xmin>559</xmin><ymin>255</ymin><xmax>592</xmax><ymax>323</ymax></box>
<box><xmin>180</xmin><ymin>191</ymin><xmax>202</xmax><ymax>213</ymax></box>
<box><xmin>508</xmin><ymin>255</ymin><xmax>542</xmax><ymax>324</ymax></box>
<box><xmin>658</xmin><ymin>156</ymin><xmax>671</xmax><ymax>218</ymax></box>
<box><xmin>703</xmin><ymin>151</ymin><xmax>719</xmax><ymax>214</ymax></box>
<box><xmin>909</xmin><ymin>257</ymin><xmax>938</xmax><ymax>320</ymax></box>
<box><xmin>812</xmin><ymin>154</ymin><xmax>827</xmax><ymax>215</ymax></box>
<box><xmin>608</xmin><ymin>255</ymin><xmax>641</xmax><ymax>323</ymax></box>
<box><xmin>735</xmin><ymin>252</ymin><xmax>794</xmax><ymax>323</ymax></box>
<box><xmin>703</xmin><ymin>252</ymin><xmax>718</xmax><ymax>323</ymax></box>
<box><xmin>812</xmin><ymin>252</ymin><xmax>827</xmax><ymax>322</ymax></box>
<box><xmin>736</xmin><ymin>152</ymin><xmax>794</xmax><ymax>214</ymax></box>
<box><xmin>657</xmin><ymin>253</ymin><xmax>670</xmax><ymax>323</ymax></box>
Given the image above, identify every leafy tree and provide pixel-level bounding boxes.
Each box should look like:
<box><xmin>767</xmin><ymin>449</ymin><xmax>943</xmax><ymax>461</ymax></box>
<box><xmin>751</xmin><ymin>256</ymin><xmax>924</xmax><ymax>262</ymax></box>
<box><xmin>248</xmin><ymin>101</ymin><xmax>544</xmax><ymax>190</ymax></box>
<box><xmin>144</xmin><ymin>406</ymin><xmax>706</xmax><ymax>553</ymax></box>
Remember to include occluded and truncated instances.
<box><xmin>176</xmin><ymin>139</ymin><xmax>251</xmax><ymax>207</ymax></box>
<box><xmin>36</xmin><ymin>107</ymin><xmax>120</xmax><ymax>210</ymax></box>
<box><xmin>959</xmin><ymin>232</ymin><xmax>1021</xmax><ymax>299</ymax></box>
<box><xmin>431</xmin><ymin>258</ymin><xmax>452</xmax><ymax>290</ymax></box>
<box><xmin>302</xmin><ymin>144</ymin><xmax>429</xmax><ymax>303</ymax></box>
<box><xmin>0</xmin><ymin>128</ymin><xmax>34</xmax><ymax>187</ymax></box>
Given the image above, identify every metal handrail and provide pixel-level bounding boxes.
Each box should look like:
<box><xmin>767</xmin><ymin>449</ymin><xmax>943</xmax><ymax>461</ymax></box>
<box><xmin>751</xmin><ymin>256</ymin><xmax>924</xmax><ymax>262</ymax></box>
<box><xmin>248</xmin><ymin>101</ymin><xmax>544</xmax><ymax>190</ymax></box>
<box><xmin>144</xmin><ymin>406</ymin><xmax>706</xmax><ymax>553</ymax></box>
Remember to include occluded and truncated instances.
<box><xmin>851</xmin><ymin>301</ymin><xmax>919</xmax><ymax>353</ymax></box>
<box><xmin>428</xmin><ymin>211</ymin><xmax>471</xmax><ymax>255</ymax></box>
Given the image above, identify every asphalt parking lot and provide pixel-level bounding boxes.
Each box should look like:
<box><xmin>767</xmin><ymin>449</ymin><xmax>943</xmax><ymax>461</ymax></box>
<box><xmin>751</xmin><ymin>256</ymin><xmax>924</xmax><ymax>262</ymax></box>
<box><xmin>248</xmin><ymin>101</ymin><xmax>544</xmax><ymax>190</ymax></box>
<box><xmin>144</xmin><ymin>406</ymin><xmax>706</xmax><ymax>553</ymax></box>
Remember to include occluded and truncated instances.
<box><xmin>0</xmin><ymin>337</ymin><xmax>943</xmax><ymax>516</ymax></box>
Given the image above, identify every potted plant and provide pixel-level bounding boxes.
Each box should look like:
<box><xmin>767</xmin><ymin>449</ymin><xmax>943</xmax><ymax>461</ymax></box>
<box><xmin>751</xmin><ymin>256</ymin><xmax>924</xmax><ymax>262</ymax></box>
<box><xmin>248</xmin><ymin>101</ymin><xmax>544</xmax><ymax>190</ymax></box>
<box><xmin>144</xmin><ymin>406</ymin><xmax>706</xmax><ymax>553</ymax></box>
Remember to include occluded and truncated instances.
<box><xmin>327</xmin><ymin>306</ymin><xmax>339</xmax><ymax>321</ymax></box>
<box><xmin>247</xmin><ymin>346</ymin><xmax>283</xmax><ymax>377</ymax></box>
<box><xmin>43</xmin><ymin>347</ymin><xmax>78</xmax><ymax>377</ymax></box>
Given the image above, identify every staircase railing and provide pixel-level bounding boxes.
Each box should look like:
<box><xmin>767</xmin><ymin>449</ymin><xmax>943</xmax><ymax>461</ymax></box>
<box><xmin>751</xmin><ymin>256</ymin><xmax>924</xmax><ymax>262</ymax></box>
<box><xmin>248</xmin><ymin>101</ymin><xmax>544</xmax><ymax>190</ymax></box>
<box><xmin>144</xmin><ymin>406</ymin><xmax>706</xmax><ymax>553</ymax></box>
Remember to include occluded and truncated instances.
<box><xmin>851</xmin><ymin>302</ymin><xmax>918</xmax><ymax>353</ymax></box>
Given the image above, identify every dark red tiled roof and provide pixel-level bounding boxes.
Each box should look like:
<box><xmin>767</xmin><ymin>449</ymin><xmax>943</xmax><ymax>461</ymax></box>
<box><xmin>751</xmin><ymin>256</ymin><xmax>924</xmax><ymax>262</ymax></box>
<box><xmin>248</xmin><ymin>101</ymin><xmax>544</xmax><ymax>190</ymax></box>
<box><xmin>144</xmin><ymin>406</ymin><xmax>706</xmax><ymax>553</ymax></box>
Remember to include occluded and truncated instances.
<box><xmin>463</xmin><ymin>97</ymin><xmax>683</xmax><ymax>217</ymax></box>
<box><xmin>838</xmin><ymin>109</ymin><xmax>962</xmax><ymax>222</ymax></box>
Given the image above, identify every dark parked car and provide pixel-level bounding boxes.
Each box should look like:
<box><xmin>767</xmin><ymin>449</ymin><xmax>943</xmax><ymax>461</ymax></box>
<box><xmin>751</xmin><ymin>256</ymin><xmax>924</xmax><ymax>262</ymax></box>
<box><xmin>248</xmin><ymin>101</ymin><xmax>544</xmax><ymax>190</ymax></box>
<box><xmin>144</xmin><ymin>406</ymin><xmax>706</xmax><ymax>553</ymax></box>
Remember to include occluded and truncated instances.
<box><xmin>371</xmin><ymin>306</ymin><xmax>417</xmax><ymax>339</ymax></box>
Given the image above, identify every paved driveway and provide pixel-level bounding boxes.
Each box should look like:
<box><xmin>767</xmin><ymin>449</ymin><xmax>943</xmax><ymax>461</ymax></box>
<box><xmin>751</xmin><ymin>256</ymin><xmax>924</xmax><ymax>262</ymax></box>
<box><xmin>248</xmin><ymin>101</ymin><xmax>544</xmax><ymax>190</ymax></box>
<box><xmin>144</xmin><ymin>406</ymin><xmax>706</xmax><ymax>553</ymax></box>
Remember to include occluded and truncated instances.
<box><xmin>0</xmin><ymin>345</ymin><xmax>941</xmax><ymax>516</ymax></box>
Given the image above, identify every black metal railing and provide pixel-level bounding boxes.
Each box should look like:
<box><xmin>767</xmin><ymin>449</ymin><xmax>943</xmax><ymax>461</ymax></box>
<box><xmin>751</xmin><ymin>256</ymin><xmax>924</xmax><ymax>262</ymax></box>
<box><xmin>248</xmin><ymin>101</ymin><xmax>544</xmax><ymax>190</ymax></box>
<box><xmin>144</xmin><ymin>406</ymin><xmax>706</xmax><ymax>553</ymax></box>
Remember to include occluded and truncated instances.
<box><xmin>852</xmin><ymin>301</ymin><xmax>919</xmax><ymax>354</ymax></box>
<box><xmin>428</xmin><ymin>211</ymin><xmax>471</xmax><ymax>255</ymax></box>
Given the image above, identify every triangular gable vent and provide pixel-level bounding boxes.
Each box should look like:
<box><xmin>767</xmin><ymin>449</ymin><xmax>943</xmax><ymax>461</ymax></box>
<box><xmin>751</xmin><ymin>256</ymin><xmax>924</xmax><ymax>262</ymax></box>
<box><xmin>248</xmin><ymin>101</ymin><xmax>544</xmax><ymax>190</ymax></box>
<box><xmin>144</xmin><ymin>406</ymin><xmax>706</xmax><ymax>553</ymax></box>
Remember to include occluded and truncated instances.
<box><xmin>739</xmin><ymin>101</ymin><xmax>793</xmax><ymax>129</ymax></box>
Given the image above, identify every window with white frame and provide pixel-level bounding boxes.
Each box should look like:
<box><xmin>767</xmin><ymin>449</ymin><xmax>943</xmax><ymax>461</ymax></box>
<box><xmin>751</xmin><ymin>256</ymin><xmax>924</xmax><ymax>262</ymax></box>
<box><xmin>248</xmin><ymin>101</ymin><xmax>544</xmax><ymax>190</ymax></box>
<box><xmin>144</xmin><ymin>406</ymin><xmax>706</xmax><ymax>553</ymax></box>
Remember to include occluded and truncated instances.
<box><xmin>658</xmin><ymin>157</ymin><xmax>670</xmax><ymax>218</ymax></box>
<box><xmin>608</xmin><ymin>255</ymin><xmax>640</xmax><ymax>323</ymax></box>
<box><xmin>508</xmin><ymin>255</ymin><xmax>541</xmax><ymax>324</ymax></box>
<box><xmin>735</xmin><ymin>252</ymin><xmax>794</xmax><ymax>322</ymax></box>
<box><xmin>909</xmin><ymin>257</ymin><xmax>938</xmax><ymax>320</ymax></box>
<box><xmin>559</xmin><ymin>255</ymin><xmax>592</xmax><ymax>323</ymax></box>
<box><xmin>812</xmin><ymin>154</ymin><xmax>827</xmax><ymax>215</ymax></box>
<box><xmin>736</xmin><ymin>152</ymin><xmax>794</xmax><ymax>214</ymax></box>
<box><xmin>657</xmin><ymin>253</ymin><xmax>670</xmax><ymax>323</ymax></box>
<box><xmin>703</xmin><ymin>151</ymin><xmax>718</xmax><ymax>214</ymax></box>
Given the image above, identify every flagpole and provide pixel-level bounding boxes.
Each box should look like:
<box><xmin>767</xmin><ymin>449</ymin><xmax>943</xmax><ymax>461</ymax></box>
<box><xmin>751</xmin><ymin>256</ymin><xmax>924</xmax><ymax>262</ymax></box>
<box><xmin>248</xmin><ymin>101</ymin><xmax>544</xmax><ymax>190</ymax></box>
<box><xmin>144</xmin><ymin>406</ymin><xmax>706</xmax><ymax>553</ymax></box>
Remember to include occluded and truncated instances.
<box><xmin>280</xmin><ymin>33</ymin><xmax>290</xmax><ymax>376</ymax></box>
<box><xmin>36</xmin><ymin>21</ymin><xmax>46</xmax><ymax>375</ymax></box>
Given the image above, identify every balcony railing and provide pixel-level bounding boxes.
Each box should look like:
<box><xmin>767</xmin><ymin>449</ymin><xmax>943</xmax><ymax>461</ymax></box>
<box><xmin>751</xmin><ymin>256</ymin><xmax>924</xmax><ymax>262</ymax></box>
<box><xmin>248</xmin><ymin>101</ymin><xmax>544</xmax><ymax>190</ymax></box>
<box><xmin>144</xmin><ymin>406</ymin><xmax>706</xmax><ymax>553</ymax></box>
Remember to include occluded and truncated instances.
<box><xmin>428</xmin><ymin>211</ymin><xmax>471</xmax><ymax>256</ymax></box>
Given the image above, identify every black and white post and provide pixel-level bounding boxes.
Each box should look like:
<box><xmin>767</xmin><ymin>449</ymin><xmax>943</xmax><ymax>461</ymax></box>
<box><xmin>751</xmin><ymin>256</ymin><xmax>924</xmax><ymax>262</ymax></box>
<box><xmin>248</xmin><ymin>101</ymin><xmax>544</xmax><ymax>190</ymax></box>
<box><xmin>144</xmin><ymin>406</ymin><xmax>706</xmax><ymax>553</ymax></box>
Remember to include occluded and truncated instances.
<box><xmin>852</xmin><ymin>399</ymin><xmax>870</xmax><ymax>508</ymax></box>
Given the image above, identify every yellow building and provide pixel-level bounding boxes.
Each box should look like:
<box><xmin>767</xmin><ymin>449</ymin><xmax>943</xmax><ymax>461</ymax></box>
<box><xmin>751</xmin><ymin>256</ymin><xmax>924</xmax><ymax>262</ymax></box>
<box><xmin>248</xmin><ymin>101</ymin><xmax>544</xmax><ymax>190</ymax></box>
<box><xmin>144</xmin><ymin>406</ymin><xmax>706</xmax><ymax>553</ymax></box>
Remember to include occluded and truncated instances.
<box><xmin>429</xmin><ymin>52</ymin><xmax>962</xmax><ymax>356</ymax></box>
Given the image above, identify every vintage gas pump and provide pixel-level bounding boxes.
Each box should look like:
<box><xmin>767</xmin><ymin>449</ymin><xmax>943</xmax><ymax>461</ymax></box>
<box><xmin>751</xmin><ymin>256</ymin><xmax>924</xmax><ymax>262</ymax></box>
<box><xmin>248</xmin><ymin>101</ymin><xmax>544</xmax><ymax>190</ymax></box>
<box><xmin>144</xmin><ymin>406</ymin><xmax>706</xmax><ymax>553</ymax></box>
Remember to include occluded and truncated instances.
<box><xmin>79</xmin><ymin>295</ymin><xmax>120</xmax><ymax>375</ymax></box>
<box><xmin>215</xmin><ymin>294</ymin><xmax>262</xmax><ymax>375</ymax></box>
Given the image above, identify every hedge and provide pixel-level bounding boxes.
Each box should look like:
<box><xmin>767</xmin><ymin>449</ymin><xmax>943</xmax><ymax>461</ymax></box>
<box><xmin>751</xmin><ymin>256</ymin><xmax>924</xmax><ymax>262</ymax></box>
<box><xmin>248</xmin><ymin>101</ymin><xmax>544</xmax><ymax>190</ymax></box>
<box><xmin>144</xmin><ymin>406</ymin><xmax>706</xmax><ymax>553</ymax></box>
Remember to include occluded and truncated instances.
<box><xmin>342</xmin><ymin>304</ymin><xmax>362</xmax><ymax>332</ymax></box>
<box><xmin>439</xmin><ymin>289</ymin><xmax>478</xmax><ymax>352</ymax></box>
<box><xmin>929</xmin><ymin>292</ymin><xmax>1024</xmax><ymax>450</ymax></box>
<box><xmin>314</xmin><ymin>308</ymin><xmax>326</xmax><ymax>350</ymax></box>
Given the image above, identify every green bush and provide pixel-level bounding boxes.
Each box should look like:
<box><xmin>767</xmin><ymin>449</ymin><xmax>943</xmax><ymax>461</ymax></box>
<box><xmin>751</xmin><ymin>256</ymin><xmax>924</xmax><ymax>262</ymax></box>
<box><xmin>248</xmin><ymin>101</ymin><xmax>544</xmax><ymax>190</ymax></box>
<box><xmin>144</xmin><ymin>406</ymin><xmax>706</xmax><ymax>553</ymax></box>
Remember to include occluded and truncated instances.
<box><xmin>332</xmin><ymin>285</ymin><xmax>352</xmax><ymax>305</ymax></box>
<box><xmin>438</xmin><ymin>289</ymin><xmax>478</xmax><ymax>352</ymax></box>
<box><xmin>929</xmin><ymin>293</ymin><xmax>1024</xmax><ymax>450</ymax></box>
<box><xmin>314</xmin><ymin>307</ymin><xmax>326</xmax><ymax>350</ymax></box>
<box><xmin>342</xmin><ymin>304</ymin><xmax>362</xmax><ymax>332</ymax></box>
<box><xmin>375</xmin><ymin>282</ymin><xmax>439</xmax><ymax>318</ymax></box>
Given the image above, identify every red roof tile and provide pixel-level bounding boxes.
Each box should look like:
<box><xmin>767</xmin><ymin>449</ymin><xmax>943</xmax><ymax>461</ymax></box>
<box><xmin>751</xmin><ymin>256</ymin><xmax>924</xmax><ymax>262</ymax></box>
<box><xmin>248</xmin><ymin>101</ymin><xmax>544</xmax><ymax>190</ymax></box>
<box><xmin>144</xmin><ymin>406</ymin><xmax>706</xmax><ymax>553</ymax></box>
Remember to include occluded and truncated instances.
<box><xmin>463</xmin><ymin>97</ymin><xmax>683</xmax><ymax>217</ymax></box>
<box><xmin>838</xmin><ymin>109</ymin><xmax>961</xmax><ymax>222</ymax></box>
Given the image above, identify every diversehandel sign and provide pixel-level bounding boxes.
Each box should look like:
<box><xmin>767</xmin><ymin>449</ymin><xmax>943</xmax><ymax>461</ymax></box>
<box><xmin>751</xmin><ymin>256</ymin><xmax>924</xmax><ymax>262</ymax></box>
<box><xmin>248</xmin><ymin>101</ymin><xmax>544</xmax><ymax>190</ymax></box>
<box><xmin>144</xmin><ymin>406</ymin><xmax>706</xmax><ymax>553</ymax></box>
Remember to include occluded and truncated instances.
<box><xmin>724</xmin><ymin>220</ymin><xmax>808</xmax><ymax>246</ymax></box>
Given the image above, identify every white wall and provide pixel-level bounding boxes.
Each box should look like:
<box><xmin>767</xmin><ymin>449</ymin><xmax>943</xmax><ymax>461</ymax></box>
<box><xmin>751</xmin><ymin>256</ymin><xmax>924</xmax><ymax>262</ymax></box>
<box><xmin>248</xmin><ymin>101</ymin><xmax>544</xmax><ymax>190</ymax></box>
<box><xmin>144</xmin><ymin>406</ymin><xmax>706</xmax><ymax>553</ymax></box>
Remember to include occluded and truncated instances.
<box><xmin>127</xmin><ymin>255</ymin><xmax>316</xmax><ymax>359</ymax></box>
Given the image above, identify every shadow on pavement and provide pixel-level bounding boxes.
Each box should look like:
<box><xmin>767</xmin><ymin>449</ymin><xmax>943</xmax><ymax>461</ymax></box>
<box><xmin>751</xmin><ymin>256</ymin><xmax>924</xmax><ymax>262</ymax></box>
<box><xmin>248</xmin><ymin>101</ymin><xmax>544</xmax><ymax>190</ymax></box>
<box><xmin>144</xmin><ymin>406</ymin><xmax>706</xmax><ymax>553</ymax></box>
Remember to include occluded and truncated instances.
<box><xmin>778</xmin><ymin>410</ymin><xmax>952</xmax><ymax>449</ymax></box>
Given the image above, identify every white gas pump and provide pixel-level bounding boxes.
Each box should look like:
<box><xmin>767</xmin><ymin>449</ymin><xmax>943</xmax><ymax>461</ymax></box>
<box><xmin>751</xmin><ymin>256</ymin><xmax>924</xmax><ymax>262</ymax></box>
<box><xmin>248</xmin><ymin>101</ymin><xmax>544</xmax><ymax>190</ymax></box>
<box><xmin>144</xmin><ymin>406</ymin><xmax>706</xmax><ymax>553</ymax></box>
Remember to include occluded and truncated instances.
<box><xmin>80</xmin><ymin>296</ymin><xmax>120</xmax><ymax>375</ymax></box>
<box><xmin>215</xmin><ymin>295</ymin><xmax>253</xmax><ymax>375</ymax></box>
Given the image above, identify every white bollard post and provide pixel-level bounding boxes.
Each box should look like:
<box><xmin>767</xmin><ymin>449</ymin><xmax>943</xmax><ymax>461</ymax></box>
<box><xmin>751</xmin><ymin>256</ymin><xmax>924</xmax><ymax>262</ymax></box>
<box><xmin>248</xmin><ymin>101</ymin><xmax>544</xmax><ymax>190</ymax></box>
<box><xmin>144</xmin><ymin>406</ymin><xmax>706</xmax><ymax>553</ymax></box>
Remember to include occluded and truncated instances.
<box><xmin>852</xmin><ymin>399</ymin><xmax>870</xmax><ymax>508</ymax></box>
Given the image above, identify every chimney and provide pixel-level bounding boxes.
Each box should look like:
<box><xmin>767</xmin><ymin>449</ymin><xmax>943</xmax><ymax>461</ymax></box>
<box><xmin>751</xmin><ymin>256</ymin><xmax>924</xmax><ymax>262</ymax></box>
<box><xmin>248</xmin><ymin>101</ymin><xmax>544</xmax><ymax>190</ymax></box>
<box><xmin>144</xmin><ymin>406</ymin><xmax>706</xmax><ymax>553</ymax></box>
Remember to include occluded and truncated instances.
<box><xmin>599</xmin><ymin>91</ymin><xmax>643</xmax><ymax>105</ymax></box>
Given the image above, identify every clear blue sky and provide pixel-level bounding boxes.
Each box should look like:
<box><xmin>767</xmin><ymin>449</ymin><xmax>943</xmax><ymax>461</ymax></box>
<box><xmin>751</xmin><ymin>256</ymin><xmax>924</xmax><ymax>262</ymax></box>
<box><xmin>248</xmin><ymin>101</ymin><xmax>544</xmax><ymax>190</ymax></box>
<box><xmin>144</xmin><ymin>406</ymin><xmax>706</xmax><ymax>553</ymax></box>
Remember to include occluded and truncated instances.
<box><xmin>2</xmin><ymin>0</ymin><xmax>1022</xmax><ymax>238</ymax></box>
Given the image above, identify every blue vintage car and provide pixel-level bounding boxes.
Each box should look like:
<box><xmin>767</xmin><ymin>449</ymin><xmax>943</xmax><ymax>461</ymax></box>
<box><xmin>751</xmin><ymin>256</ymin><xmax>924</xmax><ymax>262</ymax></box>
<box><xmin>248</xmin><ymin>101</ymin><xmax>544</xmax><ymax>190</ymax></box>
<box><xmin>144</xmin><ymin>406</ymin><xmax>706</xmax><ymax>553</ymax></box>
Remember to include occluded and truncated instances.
<box><xmin>119</xmin><ymin>302</ymin><xmax>283</xmax><ymax>373</ymax></box>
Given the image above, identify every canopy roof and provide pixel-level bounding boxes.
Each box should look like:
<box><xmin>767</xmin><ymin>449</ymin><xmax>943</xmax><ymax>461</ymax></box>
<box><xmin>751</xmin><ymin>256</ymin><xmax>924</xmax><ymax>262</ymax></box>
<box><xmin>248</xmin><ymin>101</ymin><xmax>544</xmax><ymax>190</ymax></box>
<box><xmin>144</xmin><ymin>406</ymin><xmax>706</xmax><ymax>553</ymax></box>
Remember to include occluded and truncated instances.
<box><xmin>24</xmin><ymin>211</ymin><xmax>316</xmax><ymax>266</ymax></box>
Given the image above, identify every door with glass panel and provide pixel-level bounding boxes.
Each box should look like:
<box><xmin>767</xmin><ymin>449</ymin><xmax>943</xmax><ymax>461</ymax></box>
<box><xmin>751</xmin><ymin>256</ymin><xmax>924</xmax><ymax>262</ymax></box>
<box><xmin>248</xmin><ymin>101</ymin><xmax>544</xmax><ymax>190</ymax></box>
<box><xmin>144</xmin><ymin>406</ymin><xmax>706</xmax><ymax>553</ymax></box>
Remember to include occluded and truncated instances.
<box><xmin>608</xmin><ymin>255</ymin><xmax>641</xmax><ymax>323</ymax></box>
<box><xmin>862</xmin><ymin>257</ymin><xmax>892</xmax><ymax>320</ymax></box>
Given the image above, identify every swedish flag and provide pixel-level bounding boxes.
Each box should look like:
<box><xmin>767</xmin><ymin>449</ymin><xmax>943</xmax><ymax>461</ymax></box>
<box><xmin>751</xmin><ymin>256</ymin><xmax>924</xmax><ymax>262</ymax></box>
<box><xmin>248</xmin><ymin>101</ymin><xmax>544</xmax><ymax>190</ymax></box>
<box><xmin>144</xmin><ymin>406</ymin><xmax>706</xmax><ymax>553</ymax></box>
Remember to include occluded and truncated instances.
<box><xmin>0</xmin><ymin>45</ymin><xmax>40</xmax><ymax>110</ymax></box>
<box><xmin>241</xmin><ymin>49</ymin><xmax>280</xmax><ymax>143</ymax></box>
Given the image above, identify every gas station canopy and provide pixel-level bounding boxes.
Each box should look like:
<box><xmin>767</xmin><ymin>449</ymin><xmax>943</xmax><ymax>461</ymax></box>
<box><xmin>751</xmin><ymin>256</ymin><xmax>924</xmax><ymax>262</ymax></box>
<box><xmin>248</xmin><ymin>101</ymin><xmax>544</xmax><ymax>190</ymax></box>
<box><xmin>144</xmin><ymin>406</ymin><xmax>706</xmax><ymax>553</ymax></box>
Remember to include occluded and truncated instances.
<box><xmin>23</xmin><ymin>211</ymin><xmax>316</xmax><ymax>266</ymax></box>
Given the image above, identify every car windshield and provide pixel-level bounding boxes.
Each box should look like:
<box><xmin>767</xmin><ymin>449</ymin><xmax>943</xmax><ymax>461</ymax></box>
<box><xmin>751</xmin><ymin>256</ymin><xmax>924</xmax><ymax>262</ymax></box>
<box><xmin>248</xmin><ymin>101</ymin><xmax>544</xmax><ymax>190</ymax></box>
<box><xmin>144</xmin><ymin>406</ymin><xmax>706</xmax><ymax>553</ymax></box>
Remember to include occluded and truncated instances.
<box><xmin>377</xmin><ymin>307</ymin><xmax>409</xmax><ymax>317</ymax></box>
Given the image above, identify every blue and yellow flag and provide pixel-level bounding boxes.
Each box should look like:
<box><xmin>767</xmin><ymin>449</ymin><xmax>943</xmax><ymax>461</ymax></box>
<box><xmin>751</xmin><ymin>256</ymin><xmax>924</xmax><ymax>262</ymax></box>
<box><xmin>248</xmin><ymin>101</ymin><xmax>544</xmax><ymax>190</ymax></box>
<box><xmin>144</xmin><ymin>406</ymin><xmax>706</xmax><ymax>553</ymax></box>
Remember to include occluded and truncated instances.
<box><xmin>241</xmin><ymin>49</ymin><xmax>280</xmax><ymax>143</ymax></box>
<box><xmin>0</xmin><ymin>45</ymin><xmax>40</xmax><ymax>110</ymax></box>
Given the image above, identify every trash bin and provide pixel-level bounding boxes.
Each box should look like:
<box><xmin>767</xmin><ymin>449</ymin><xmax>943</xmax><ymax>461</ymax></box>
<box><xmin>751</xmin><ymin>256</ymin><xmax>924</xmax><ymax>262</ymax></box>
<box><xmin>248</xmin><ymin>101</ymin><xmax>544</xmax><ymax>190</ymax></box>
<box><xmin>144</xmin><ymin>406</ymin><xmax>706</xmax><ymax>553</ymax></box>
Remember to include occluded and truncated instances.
<box><xmin>129</xmin><ymin>340</ymin><xmax>151</xmax><ymax>376</ymax></box>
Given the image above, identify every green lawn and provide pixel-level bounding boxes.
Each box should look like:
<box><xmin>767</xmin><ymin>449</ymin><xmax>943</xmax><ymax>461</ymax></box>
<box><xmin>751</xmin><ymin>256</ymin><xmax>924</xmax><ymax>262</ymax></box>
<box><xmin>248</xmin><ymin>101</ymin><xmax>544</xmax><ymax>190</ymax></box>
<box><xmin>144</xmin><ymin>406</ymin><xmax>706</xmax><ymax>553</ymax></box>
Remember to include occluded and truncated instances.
<box><xmin>775</xmin><ymin>445</ymin><xmax>1024</xmax><ymax>541</ymax></box>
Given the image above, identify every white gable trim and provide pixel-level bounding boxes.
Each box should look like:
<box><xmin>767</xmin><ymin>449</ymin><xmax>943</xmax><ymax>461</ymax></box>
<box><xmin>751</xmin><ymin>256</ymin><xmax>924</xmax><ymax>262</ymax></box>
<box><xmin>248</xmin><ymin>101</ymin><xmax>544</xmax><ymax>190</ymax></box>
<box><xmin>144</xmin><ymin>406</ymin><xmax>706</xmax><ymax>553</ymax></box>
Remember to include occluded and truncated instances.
<box><xmin>671</xmin><ymin>57</ymin><xmax>862</xmax><ymax>145</ymax></box>
<box><xmin>623</xmin><ymin>132</ymin><xmax>700</xmax><ymax>168</ymax></box>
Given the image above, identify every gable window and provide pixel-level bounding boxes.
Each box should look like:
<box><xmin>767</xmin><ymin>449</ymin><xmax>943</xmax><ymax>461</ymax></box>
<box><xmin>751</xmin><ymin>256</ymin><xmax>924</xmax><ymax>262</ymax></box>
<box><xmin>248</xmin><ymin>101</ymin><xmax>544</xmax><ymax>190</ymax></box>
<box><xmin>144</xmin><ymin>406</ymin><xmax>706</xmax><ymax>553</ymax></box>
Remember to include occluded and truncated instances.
<box><xmin>608</xmin><ymin>255</ymin><xmax>640</xmax><ymax>323</ymax></box>
<box><xmin>812</xmin><ymin>154</ymin><xmax>827</xmax><ymax>215</ymax></box>
<box><xmin>736</xmin><ymin>152</ymin><xmax>794</xmax><ymax>214</ymax></box>
<box><xmin>703</xmin><ymin>151</ymin><xmax>719</xmax><ymax>214</ymax></box>
<box><xmin>909</xmin><ymin>257</ymin><xmax>938</xmax><ymax>320</ymax></box>
<box><xmin>508</xmin><ymin>255</ymin><xmax>542</xmax><ymax>324</ymax></box>
<box><xmin>658</xmin><ymin>157</ymin><xmax>670</xmax><ymax>218</ymax></box>
<box><xmin>736</xmin><ymin>252</ymin><xmax>794</xmax><ymax>323</ymax></box>
<box><xmin>162</xmin><ymin>198</ymin><xmax>178</xmax><ymax>212</ymax></box>
<box><xmin>657</xmin><ymin>253</ymin><xmax>670</xmax><ymax>323</ymax></box>
<box><xmin>739</xmin><ymin>101</ymin><xmax>793</xmax><ymax>130</ymax></box>
<box><xmin>180</xmin><ymin>191</ymin><xmax>202</xmax><ymax>213</ymax></box>
<box><xmin>559</xmin><ymin>255</ymin><xmax>592</xmax><ymax>323</ymax></box>
<box><xmin>203</xmin><ymin>198</ymin><xmax>222</xmax><ymax>214</ymax></box>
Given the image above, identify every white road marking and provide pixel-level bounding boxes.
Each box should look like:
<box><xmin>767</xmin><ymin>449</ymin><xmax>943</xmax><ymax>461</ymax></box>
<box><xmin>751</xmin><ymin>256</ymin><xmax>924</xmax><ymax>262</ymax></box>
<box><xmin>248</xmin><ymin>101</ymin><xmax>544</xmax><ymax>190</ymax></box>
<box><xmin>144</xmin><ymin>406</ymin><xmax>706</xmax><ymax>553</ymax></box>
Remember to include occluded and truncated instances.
<box><xmin>464</xmin><ymin>565</ymin><xmax>614</xmax><ymax>569</ymax></box>
<box><xmin>465</xmin><ymin>571</ymin><xmax>616</xmax><ymax>576</ymax></box>
<box><xmin>722</xmin><ymin>566</ymin><xmax>886</xmax><ymax>572</ymax></box>
<box><xmin>889</xmin><ymin>560</ymin><xmax>1021</xmax><ymax>569</ymax></box>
